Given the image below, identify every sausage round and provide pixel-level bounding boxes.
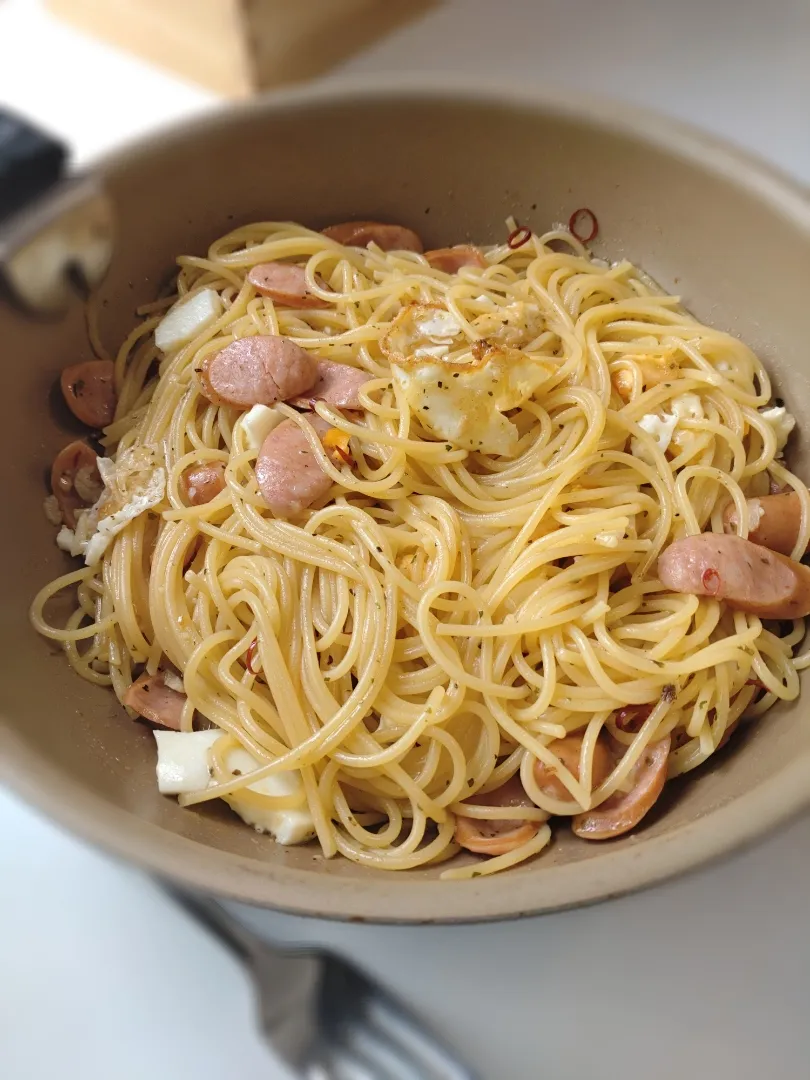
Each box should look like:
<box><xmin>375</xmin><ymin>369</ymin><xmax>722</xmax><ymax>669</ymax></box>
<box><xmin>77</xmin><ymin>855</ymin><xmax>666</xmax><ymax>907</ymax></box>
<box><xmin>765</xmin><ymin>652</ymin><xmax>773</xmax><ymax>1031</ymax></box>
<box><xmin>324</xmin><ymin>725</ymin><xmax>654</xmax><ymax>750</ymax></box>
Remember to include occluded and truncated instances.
<box><xmin>322</xmin><ymin>221</ymin><xmax>423</xmax><ymax>253</ymax></box>
<box><xmin>51</xmin><ymin>440</ymin><xmax>101</xmax><ymax>528</ymax></box>
<box><xmin>723</xmin><ymin>491</ymin><xmax>805</xmax><ymax>556</ymax></box>
<box><xmin>288</xmin><ymin>359</ymin><xmax>368</xmax><ymax>411</ymax></box>
<box><xmin>533</xmin><ymin>733</ymin><xmax>613</xmax><ymax>800</ymax></box>
<box><xmin>454</xmin><ymin>774</ymin><xmax>541</xmax><ymax>856</ymax></box>
<box><xmin>200</xmin><ymin>336</ymin><xmax>318</xmax><ymax>408</ymax></box>
<box><xmin>247</xmin><ymin>262</ymin><xmax>331</xmax><ymax>309</ymax></box>
<box><xmin>60</xmin><ymin>360</ymin><xmax>116</xmax><ymax>428</ymax></box>
<box><xmin>180</xmin><ymin>462</ymin><xmax>226</xmax><ymax>506</ymax></box>
<box><xmin>657</xmin><ymin>532</ymin><xmax>810</xmax><ymax>619</ymax></box>
<box><xmin>123</xmin><ymin>672</ymin><xmax>185</xmax><ymax>730</ymax></box>
<box><xmin>572</xmin><ymin>736</ymin><xmax>671</xmax><ymax>840</ymax></box>
<box><xmin>424</xmin><ymin>245</ymin><xmax>487</xmax><ymax>273</ymax></box>
<box><xmin>255</xmin><ymin>415</ymin><xmax>333</xmax><ymax>518</ymax></box>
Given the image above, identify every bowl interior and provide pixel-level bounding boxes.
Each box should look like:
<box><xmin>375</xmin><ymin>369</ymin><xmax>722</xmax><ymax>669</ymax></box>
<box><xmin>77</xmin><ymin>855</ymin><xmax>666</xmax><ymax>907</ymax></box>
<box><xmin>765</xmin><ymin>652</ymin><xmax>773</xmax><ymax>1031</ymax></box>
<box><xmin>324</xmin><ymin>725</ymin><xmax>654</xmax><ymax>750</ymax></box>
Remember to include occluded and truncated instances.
<box><xmin>3</xmin><ymin>86</ymin><xmax>810</xmax><ymax>921</ymax></box>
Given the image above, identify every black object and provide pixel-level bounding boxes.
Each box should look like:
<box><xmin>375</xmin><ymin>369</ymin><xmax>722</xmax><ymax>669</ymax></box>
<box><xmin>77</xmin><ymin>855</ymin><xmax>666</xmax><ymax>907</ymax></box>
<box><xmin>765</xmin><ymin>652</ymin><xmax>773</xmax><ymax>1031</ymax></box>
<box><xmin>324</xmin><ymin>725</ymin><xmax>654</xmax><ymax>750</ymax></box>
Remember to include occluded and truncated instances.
<box><xmin>0</xmin><ymin>108</ymin><xmax>67</xmax><ymax>224</ymax></box>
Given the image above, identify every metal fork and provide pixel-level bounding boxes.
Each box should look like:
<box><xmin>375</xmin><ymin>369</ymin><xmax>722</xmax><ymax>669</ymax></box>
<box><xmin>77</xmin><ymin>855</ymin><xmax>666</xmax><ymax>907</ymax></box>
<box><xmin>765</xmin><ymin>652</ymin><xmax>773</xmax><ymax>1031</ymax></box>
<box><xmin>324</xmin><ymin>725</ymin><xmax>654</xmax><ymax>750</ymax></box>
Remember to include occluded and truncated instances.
<box><xmin>170</xmin><ymin>889</ymin><xmax>481</xmax><ymax>1080</ymax></box>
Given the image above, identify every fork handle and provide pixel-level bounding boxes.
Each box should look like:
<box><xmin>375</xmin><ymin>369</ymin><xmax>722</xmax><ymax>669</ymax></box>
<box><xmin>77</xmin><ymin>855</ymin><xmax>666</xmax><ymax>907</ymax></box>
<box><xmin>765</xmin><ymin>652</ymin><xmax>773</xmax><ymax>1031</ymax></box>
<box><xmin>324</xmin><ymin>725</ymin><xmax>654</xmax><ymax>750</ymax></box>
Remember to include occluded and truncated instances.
<box><xmin>165</xmin><ymin>886</ymin><xmax>263</xmax><ymax>964</ymax></box>
<box><xmin>168</xmin><ymin>887</ymin><xmax>481</xmax><ymax>1080</ymax></box>
<box><xmin>166</xmin><ymin>887</ymin><xmax>325</xmax><ymax>1071</ymax></box>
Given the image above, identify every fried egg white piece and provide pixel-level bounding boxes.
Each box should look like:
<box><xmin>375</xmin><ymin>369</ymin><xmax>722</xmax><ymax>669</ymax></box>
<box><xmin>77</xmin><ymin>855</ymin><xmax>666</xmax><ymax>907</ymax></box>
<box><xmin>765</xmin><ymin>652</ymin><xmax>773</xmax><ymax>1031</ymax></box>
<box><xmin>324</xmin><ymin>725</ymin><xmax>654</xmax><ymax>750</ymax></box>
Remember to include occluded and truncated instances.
<box><xmin>630</xmin><ymin>393</ymin><xmax>705</xmax><ymax>463</ymax></box>
<box><xmin>154</xmin><ymin>730</ymin><xmax>221</xmax><ymax>794</ymax></box>
<box><xmin>471</xmin><ymin>300</ymin><xmax>544</xmax><ymax>349</ymax></box>
<box><xmin>221</xmin><ymin>747</ymin><xmax>316</xmax><ymax>845</ymax></box>
<box><xmin>382</xmin><ymin>303</ymin><xmax>466</xmax><ymax>364</ymax></box>
<box><xmin>235</xmin><ymin>403</ymin><xmax>284</xmax><ymax>451</ymax></box>
<box><xmin>153</xmin><ymin>733</ymin><xmax>315</xmax><ymax>844</ymax></box>
<box><xmin>393</xmin><ymin>345</ymin><xmax>553</xmax><ymax>455</ymax></box>
<box><xmin>759</xmin><ymin>405</ymin><xmax>795</xmax><ymax>452</ymax></box>
<box><xmin>155</xmin><ymin>287</ymin><xmax>222</xmax><ymax>352</ymax></box>
<box><xmin>382</xmin><ymin>303</ymin><xmax>553</xmax><ymax>456</ymax></box>
<box><xmin>56</xmin><ymin>445</ymin><xmax>166</xmax><ymax>566</ymax></box>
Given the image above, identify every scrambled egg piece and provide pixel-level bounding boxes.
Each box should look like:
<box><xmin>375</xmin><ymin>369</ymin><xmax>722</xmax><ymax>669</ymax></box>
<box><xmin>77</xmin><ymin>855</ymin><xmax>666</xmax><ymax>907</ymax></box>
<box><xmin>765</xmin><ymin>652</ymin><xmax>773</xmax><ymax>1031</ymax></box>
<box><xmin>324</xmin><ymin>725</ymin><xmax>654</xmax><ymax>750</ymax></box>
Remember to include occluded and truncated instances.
<box><xmin>155</xmin><ymin>287</ymin><xmax>222</xmax><ymax>352</ymax></box>
<box><xmin>471</xmin><ymin>301</ymin><xmax>544</xmax><ymax>349</ymax></box>
<box><xmin>235</xmin><ymin>403</ymin><xmax>283</xmax><ymax>451</ymax></box>
<box><xmin>759</xmin><ymin>405</ymin><xmax>795</xmax><ymax>452</ymax></box>
<box><xmin>57</xmin><ymin>446</ymin><xmax>166</xmax><ymax>565</ymax></box>
<box><xmin>611</xmin><ymin>353</ymin><xmax>680</xmax><ymax>401</ymax></box>
<box><xmin>221</xmin><ymin>747</ymin><xmax>316</xmax><ymax>845</ymax></box>
<box><xmin>382</xmin><ymin>303</ymin><xmax>553</xmax><ymax>456</ymax></box>
<box><xmin>594</xmin><ymin>518</ymin><xmax>630</xmax><ymax>548</ymax></box>
<box><xmin>382</xmin><ymin>303</ymin><xmax>466</xmax><ymax>363</ymax></box>
<box><xmin>630</xmin><ymin>393</ymin><xmax>704</xmax><ymax>463</ymax></box>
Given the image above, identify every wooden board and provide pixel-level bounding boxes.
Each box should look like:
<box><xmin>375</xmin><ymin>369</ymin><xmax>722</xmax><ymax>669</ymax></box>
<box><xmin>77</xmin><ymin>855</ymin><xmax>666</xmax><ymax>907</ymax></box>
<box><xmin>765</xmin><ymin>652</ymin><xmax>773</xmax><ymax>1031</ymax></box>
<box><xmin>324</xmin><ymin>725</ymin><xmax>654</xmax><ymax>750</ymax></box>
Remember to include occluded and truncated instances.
<box><xmin>47</xmin><ymin>0</ymin><xmax>437</xmax><ymax>97</ymax></box>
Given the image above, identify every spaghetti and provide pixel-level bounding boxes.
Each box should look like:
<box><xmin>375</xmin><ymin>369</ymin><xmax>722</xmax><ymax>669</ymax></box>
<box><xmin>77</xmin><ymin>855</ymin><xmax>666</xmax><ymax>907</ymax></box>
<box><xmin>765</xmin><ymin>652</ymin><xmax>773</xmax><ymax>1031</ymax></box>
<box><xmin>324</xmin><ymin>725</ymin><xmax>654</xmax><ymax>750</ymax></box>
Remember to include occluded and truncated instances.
<box><xmin>30</xmin><ymin>218</ymin><xmax>810</xmax><ymax>877</ymax></box>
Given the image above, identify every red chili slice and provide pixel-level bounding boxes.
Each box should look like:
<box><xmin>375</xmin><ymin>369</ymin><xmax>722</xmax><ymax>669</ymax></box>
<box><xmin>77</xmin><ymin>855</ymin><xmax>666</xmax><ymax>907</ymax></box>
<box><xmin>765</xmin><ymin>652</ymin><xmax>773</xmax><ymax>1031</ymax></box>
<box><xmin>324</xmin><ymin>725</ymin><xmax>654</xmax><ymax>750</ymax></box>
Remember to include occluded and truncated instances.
<box><xmin>701</xmin><ymin>567</ymin><xmax>722</xmax><ymax>596</ymax></box>
<box><xmin>507</xmin><ymin>225</ymin><xmax>532</xmax><ymax>250</ymax></box>
<box><xmin>568</xmin><ymin>208</ymin><xmax>599</xmax><ymax>244</ymax></box>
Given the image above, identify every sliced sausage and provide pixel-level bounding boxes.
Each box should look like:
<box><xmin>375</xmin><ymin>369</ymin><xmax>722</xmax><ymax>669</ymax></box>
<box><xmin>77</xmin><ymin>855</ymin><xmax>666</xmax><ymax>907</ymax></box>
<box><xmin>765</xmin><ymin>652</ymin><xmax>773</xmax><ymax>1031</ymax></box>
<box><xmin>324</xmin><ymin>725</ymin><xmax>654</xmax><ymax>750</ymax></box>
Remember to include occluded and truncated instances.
<box><xmin>183</xmin><ymin>535</ymin><xmax>202</xmax><ymax>571</ymax></box>
<box><xmin>123</xmin><ymin>671</ymin><xmax>186</xmax><ymax>730</ymax></box>
<box><xmin>247</xmin><ymin>262</ymin><xmax>331</xmax><ymax>309</ymax></box>
<box><xmin>717</xmin><ymin>715</ymin><xmax>740</xmax><ymax>751</ymax></box>
<box><xmin>424</xmin><ymin>245</ymin><xmax>487</xmax><ymax>273</ymax></box>
<box><xmin>180</xmin><ymin>462</ymin><xmax>226</xmax><ymax>506</ymax></box>
<box><xmin>723</xmin><ymin>491</ymin><xmax>805</xmax><ymax>556</ymax></box>
<box><xmin>60</xmin><ymin>360</ymin><xmax>116</xmax><ymax>428</ymax></box>
<box><xmin>533</xmin><ymin>733</ymin><xmax>613</xmax><ymax>800</ymax></box>
<box><xmin>322</xmin><ymin>220</ymin><xmax>423</xmax><ymax>253</ymax></box>
<box><xmin>199</xmin><ymin>336</ymin><xmax>317</xmax><ymax>408</ymax></box>
<box><xmin>657</xmin><ymin>532</ymin><xmax>810</xmax><ymax>619</ymax></box>
<box><xmin>454</xmin><ymin>774</ymin><xmax>540</xmax><ymax>856</ymax></box>
<box><xmin>572</xmin><ymin>736</ymin><xmax>671</xmax><ymax>840</ymax></box>
<box><xmin>288</xmin><ymin>359</ymin><xmax>368</xmax><ymax>410</ymax></box>
<box><xmin>50</xmin><ymin>440</ymin><xmax>101</xmax><ymax>528</ymax></box>
<box><xmin>614</xmin><ymin>702</ymin><xmax>654</xmax><ymax>733</ymax></box>
<box><xmin>255</xmin><ymin>415</ymin><xmax>333</xmax><ymax>518</ymax></box>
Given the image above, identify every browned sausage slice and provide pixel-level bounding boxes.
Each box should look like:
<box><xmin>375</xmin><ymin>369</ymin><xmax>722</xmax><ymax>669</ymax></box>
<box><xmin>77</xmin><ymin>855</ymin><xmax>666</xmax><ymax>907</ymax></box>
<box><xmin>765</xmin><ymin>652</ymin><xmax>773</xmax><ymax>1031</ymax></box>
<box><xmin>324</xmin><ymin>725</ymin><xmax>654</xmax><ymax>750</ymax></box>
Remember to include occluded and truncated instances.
<box><xmin>657</xmin><ymin>532</ymin><xmax>810</xmax><ymax>618</ymax></box>
<box><xmin>572</xmin><ymin>736</ymin><xmax>671</xmax><ymax>840</ymax></box>
<box><xmin>123</xmin><ymin>672</ymin><xmax>186</xmax><ymax>730</ymax></box>
<box><xmin>180</xmin><ymin>462</ymin><xmax>226</xmax><ymax>505</ymax></box>
<box><xmin>61</xmin><ymin>360</ymin><xmax>116</xmax><ymax>428</ymax></box>
<box><xmin>533</xmin><ymin>733</ymin><xmax>613</xmax><ymax>800</ymax></box>
<box><xmin>614</xmin><ymin>702</ymin><xmax>654</xmax><ymax>733</ymax></box>
<box><xmin>183</xmin><ymin>535</ymin><xmax>202</xmax><ymax>571</ymax></box>
<box><xmin>200</xmin><ymin>336</ymin><xmax>317</xmax><ymax>408</ymax></box>
<box><xmin>425</xmin><ymin>245</ymin><xmax>487</xmax><ymax>273</ymax></box>
<box><xmin>723</xmin><ymin>491</ymin><xmax>805</xmax><ymax>556</ymax></box>
<box><xmin>288</xmin><ymin>359</ymin><xmax>368</xmax><ymax>410</ymax></box>
<box><xmin>255</xmin><ymin>415</ymin><xmax>333</xmax><ymax>517</ymax></box>
<box><xmin>717</xmin><ymin>715</ymin><xmax>740</xmax><ymax>751</ymax></box>
<box><xmin>51</xmin><ymin>440</ymin><xmax>101</xmax><ymax>528</ymax></box>
<box><xmin>247</xmin><ymin>262</ymin><xmax>331</xmax><ymax>309</ymax></box>
<box><xmin>454</xmin><ymin>774</ymin><xmax>540</xmax><ymax>856</ymax></box>
<box><xmin>322</xmin><ymin>220</ymin><xmax>423</xmax><ymax>253</ymax></box>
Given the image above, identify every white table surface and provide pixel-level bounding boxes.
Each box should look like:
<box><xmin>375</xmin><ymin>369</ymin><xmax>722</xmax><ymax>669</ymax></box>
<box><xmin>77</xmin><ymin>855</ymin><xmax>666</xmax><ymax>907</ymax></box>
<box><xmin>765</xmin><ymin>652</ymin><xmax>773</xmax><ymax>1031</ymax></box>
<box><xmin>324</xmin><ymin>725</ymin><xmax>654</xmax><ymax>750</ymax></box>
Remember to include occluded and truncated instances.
<box><xmin>2</xmin><ymin>1</ymin><xmax>810</xmax><ymax>1078</ymax></box>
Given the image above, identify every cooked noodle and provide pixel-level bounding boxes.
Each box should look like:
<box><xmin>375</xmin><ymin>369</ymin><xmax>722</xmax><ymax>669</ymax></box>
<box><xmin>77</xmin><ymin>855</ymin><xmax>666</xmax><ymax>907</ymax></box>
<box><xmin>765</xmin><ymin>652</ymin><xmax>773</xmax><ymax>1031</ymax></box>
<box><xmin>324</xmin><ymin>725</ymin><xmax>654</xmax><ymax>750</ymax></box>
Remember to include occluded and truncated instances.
<box><xmin>30</xmin><ymin>220</ymin><xmax>810</xmax><ymax>877</ymax></box>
